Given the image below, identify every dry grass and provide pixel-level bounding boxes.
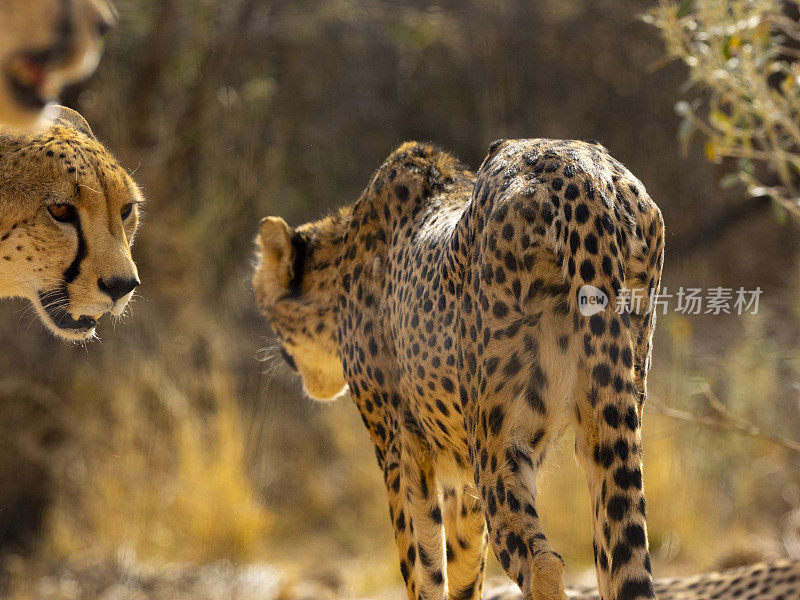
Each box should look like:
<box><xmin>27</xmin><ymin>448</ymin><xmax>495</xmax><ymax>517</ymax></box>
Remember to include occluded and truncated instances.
<box><xmin>1</xmin><ymin>304</ymin><xmax>793</xmax><ymax>599</ymax></box>
<box><xmin>36</xmin><ymin>339</ymin><xmax>272</xmax><ymax>567</ymax></box>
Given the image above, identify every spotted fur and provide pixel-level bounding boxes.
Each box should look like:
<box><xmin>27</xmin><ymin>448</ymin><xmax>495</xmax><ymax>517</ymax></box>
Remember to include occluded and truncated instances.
<box><xmin>253</xmin><ymin>139</ymin><xmax>665</xmax><ymax>600</ymax></box>
<box><xmin>487</xmin><ymin>559</ymin><xmax>800</xmax><ymax>600</ymax></box>
<box><xmin>0</xmin><ymin>105</ymin><xmax>142</xmax><ymax>341</ymax></box>
<box><xmin>0</xmin><ymin>0</ymin><xmax>114</xmax><ymax>128</ymax></box>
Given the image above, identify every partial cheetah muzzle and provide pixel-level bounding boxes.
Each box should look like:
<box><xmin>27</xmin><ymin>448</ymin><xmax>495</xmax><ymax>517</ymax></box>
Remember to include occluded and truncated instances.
<box><xmin>5</xmin><ymin>2</ymin><xmax>74</xmax><ymax>111</ymax></box>
<box><xmin>5</xmin><ymin>52</ymin><xmax>54</xmax><ymax>110</ymax></box>
<box><xmin>4</xmin><ymin>1</ymin><xmax>114</xmax><ymax>115</ymax></box>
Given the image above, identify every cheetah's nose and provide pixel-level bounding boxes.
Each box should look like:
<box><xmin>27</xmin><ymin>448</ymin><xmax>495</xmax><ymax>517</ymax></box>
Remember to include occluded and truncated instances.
<box><xmin>98</xmin><ymin>277</ymin><xmax>139</xmax><ymax>301</ymax></box>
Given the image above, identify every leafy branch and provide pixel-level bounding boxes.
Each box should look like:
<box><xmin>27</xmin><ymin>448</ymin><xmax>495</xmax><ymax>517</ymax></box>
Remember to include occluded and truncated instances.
<box><xmin>646</xmin><ymin>0</ymin><xmax>800</xmax><ymax>219</ymax></box>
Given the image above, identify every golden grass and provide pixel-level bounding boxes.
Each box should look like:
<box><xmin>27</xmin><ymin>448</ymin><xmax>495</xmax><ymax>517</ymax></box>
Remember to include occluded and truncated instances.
<box><xmin>18</xmin><ymin>310</ymin><xmax>797</xmax><ymax>597</ymax></box>
<box><xmin>42</xmin><ymin>350</ymin><xmax>271</xmax><ymax>565</ymax></box>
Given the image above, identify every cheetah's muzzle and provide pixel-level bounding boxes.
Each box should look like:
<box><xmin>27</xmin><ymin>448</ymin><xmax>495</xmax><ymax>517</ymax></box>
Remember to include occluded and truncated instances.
<box><xmin>38</xmin><ymin>289</ymin><xmax>97</xmax><ymax>332</ymax></box>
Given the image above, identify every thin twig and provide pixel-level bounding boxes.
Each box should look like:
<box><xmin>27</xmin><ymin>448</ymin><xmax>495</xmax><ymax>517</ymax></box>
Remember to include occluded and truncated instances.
<box><xmin>648</xmin><ymin>395</ymin><xmax>800</xmax><ymax>454</ymax></box>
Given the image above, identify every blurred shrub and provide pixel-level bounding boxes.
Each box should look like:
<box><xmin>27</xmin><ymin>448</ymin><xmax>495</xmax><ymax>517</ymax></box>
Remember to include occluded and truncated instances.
<box><xmin>647</xmin><ymin>0</ymin><xmax>800</xmax><ymax>219</ymax></box>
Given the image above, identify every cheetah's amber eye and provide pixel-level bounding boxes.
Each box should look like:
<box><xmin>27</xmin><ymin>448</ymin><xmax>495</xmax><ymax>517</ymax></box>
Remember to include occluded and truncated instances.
<box><xmin>48</xmin><ymin>203</ymin><xmax>77</xmax><ymax>223</ymax></box>
<box><xmin>120</xmin><ymin>203</ymin><xmax>134</xmax><ymax>220</ymax></box>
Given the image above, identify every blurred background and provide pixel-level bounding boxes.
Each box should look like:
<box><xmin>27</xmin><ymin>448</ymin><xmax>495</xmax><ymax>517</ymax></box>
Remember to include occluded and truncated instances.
<box><xmin>1</xmin><ymin>0</ymin><xmax>799</xmax><ymax>598</ymax></box>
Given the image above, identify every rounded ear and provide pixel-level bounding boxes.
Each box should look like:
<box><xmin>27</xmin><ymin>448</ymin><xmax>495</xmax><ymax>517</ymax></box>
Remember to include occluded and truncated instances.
<box><xmin>46</xmin><ymin>105</ymin><xmax>95</xmax><ymax>139</ymax></box>
<box><xmin>257</xmin><ymin>216</ymin><xmax>295</xmax><ymax>289</ymax></box>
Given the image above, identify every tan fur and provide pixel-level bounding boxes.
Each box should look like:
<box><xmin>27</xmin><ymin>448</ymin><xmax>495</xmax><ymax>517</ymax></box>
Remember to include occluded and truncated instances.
<box><xmin>253</xmin><ymin>210</ymin><xmax>349</xmax><ymax>399</ymax></box>
<box><xmin>0</xmin><ymin>105</ymin><xmax>142</xmax><ymax>341</ymax></box>
<box><xmin>0</xmin><ymin>0</ymin><xmax>114</xmax><ymax>128</ymax></box>
<box><xmin>255</xmin><ymin>217</ymin><xmax>297</xmax><ymax>302</ymax></box>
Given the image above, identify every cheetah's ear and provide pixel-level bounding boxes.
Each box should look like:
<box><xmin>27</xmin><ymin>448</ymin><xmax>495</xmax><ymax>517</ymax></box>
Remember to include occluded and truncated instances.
<box><xmin>257</xmin><ymin>216</ymin><xmax>295</xmax><ymax>290</ymax></box>
<box><xmin>46</xmin><ymin>105</ymin><xmax>96</xmax><ymax>139</ymax></box>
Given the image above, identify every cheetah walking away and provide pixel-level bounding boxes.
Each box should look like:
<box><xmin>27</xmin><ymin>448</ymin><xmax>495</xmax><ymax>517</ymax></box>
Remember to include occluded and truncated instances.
<box><xmin>253</xmin><ymin>138</ymin><xmax>665</xmax><ymax>600</ymax></box>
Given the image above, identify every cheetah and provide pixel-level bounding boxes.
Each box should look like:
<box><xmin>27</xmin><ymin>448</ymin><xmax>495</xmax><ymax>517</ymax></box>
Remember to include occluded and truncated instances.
<box><xmin>253</xmin><ymin>139</ymin><xmax>664</xmax><ymax>600</ymax></box>
<box><xmin>0</xmin><ymin>105</ymin><xmax>142</xmax><ymax>341</ymax></box>
<box><xmin>489</xmin><ymin>559</ymin><xmax>800</xmax><ymax>600</ymax></box>
<box><xmin>0</xmin><ymin>0</ymin><xmax>114</xmax><ymax>128</ymax></box>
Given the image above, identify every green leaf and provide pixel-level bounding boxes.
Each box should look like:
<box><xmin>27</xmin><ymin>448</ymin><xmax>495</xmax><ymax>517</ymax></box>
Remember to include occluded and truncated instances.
<box><xmin>677</xmin><ymin>119</ymin><xmax>694</xmax><ymax>149</ymax></box>
<box><xmin>771</xmin><ymin>199</ymin><xmax>788</xmax><ymax>225</ymax></box>
<box><xmin>720</xmin><ymin>173</ymin><xmax>741</xmax><ymax>189</ymax></box>
<box><xmin>674</xmin><ymin>100</ymin><xmax>691</xmax><ymax>116</ymax></box>
<box><xmin>738</xmin><ymin>157</ymin><xmax>755</xmax><ymax>175</ymax></box>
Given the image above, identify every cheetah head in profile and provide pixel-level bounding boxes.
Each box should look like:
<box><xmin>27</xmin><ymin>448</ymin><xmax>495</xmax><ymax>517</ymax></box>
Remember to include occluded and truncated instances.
<box><xmin>252</xmin><ymin>215</ymin><xmax>348</xmax><ymax>400</ymax></box>
<box><xmin>0</xmin><ymin>106</ymin><xmax>142</xmax><ymax>341</ymax></box>
<box><xmin>0</xmin><ymin>0</ymin><xmax>115</xmax><ymax>129</ymax></box>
